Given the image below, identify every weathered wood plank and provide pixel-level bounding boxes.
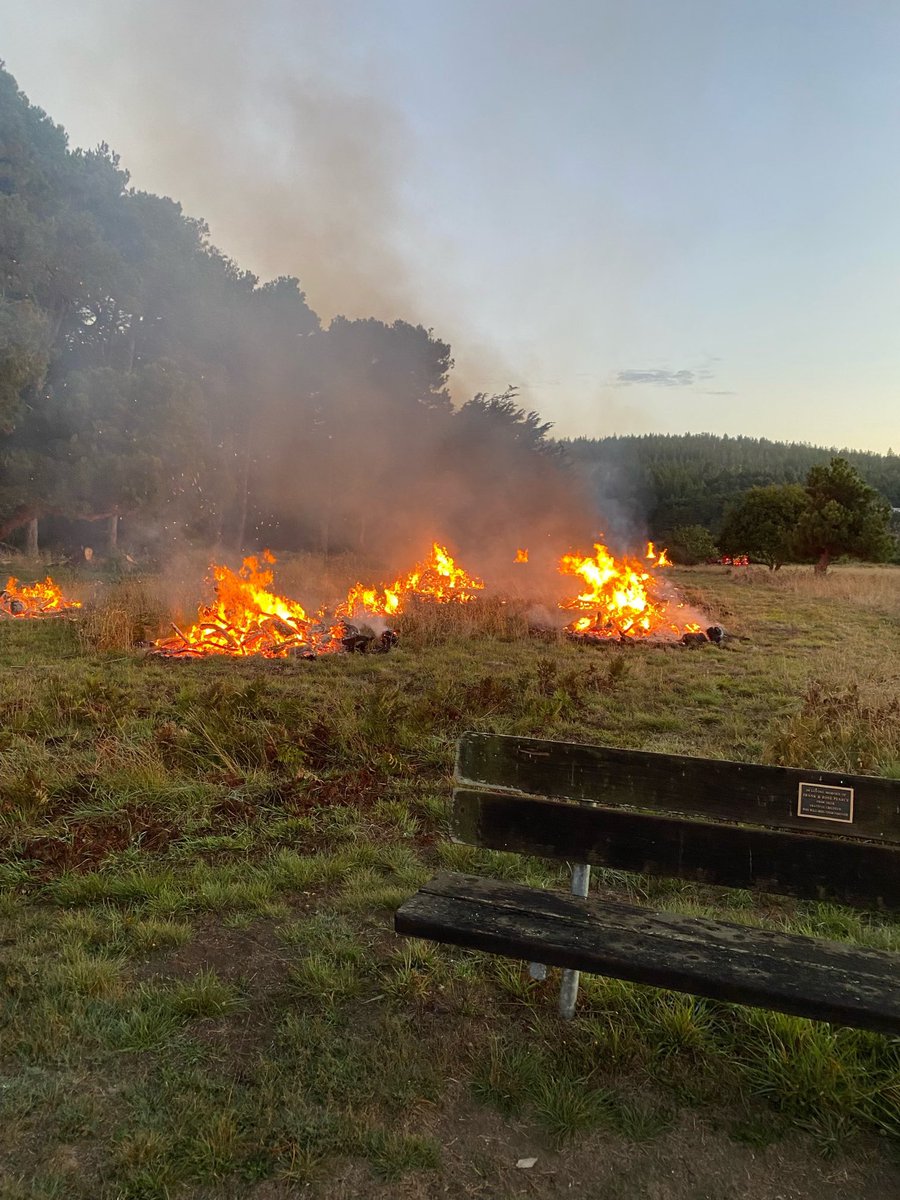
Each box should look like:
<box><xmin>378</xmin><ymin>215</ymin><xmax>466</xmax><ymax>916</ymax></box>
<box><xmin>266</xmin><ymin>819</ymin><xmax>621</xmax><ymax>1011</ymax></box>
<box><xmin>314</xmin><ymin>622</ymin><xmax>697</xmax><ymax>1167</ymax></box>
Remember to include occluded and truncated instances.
<box><xmin>453</xmin><ymin>788</ymin><xmax>900</xmax><ymax>909</ymax></box>
<box><xmin>455</xmin><ymin>733</ymin><xmax>900</xmax><ymax>842</ymax></box>
<box><xmin>395</xmin><ymin>873</ymin><xmax>900</xmax><ymax>1034</ymax></box>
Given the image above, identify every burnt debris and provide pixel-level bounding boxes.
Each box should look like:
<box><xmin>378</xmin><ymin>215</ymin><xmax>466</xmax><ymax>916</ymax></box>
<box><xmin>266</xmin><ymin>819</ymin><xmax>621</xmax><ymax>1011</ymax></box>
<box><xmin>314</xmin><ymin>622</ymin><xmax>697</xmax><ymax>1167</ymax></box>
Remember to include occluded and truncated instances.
<box><xmin>560</xmin><ymin>624</ymin><xmax>731</xmax><ymax>650</ymax></box>
<box><xmin>340</xmin><ymin>623</ymin><xmax>399</xmax><ymax>654</ymax></box>
<box><xmin>680</xmin><ymin>626</ymin><xmax>728</xmax><ymax>647</ymax></box>
<box><xmin>681</xmin><ymin>631</ymin><xmax>709</xmax><ymax>648</ymax></box>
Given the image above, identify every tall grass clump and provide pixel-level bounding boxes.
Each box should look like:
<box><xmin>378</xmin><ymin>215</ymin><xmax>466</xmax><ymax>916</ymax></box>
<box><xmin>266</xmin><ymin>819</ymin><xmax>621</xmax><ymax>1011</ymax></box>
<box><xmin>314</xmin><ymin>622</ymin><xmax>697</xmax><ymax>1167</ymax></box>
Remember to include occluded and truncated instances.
<box><xmin>396</xmin><ymin>595</ymin><xmax>560</xmax><ymax>646</ymax></box>
<box><xmin>767</xmin><ymin>681</ymin><xmax>900</xmax><ymax>775</ymax></box>
<box><xmin>77</xmin><ymin>580</ymin><xmax>174</xmax><ymax>651</ymax></box>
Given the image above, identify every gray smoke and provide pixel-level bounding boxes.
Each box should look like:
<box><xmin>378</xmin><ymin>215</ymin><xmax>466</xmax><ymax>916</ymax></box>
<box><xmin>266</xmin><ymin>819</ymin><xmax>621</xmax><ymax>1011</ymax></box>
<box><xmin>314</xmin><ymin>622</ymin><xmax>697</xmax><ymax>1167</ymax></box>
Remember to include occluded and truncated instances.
<box><xmin>14</xmin><ymin>0</ymin><xmax>415</xmax><ymax>322</ymax></box>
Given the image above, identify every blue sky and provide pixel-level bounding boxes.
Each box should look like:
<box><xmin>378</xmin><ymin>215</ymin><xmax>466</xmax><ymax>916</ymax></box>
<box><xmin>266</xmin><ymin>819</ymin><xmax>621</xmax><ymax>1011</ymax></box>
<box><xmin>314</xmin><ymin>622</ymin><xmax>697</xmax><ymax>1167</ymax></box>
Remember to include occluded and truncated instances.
<box><xmin>5</xmin><ymin>0</ymin><xmax>899</xmax><ymax>450</ymax></box>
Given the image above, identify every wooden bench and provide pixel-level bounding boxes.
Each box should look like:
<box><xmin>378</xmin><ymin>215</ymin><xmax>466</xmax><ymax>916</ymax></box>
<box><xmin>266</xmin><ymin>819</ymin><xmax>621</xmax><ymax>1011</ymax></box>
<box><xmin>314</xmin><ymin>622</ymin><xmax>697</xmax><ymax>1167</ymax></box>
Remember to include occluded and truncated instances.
<box><xmin>395</xmin><ymin>733</ymin><xmax>900</xmax><ymax>1033</ymax></box>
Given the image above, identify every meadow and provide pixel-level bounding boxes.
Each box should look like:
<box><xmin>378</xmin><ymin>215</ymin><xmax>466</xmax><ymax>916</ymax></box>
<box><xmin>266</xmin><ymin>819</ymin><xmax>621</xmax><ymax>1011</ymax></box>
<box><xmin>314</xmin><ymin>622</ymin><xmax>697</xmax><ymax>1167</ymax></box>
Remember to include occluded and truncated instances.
<box><xmin>1</xmin><ymin>562</ymin><xmax>899</xmax><ymax>1199</ymax></box>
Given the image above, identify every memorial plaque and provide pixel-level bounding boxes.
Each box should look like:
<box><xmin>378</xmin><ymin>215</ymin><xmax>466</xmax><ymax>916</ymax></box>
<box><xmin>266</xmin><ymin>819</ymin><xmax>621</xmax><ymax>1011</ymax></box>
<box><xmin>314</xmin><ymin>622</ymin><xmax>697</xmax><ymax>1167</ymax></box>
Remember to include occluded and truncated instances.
<box><xmin>797</xmin><ymin>781</ymin><xmax>854</xmax><ymax>824</ymax></box>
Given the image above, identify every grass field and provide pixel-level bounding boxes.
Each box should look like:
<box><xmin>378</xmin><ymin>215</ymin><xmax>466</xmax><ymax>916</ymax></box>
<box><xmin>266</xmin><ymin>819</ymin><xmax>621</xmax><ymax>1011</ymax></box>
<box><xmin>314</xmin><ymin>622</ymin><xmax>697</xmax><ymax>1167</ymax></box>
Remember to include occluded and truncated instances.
<box><xmin>1</xmin><ymin>563</ymin><xmax>899</xmax><ymax>1199</ymax></box>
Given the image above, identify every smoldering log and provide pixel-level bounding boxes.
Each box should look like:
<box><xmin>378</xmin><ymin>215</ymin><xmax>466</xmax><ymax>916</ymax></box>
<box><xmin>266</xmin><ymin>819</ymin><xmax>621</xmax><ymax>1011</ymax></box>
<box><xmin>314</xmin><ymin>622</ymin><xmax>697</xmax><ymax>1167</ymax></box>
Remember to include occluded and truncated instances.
<box><xmin>559</xmin><ymin>627</ymin><xmax>734</xmax><ymax>650</ymax></box>
<box><xmin>342</xmin><ymin>632</ymin><xmax>374</xmax><ymax>653</ymax></box>
<box><xmin>681</xmin><ymin>631</ymin><xmax>709</xmax><ymax>647</ymax></box>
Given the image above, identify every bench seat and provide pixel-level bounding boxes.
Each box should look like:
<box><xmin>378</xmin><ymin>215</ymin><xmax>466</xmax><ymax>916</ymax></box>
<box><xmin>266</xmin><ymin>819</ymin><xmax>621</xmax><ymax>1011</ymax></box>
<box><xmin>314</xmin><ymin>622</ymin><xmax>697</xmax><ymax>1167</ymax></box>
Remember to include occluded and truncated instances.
<box><xmin>396</xmin><ymin>871</ymin><xmax>900</xmax><ymax>1035</ymax></box>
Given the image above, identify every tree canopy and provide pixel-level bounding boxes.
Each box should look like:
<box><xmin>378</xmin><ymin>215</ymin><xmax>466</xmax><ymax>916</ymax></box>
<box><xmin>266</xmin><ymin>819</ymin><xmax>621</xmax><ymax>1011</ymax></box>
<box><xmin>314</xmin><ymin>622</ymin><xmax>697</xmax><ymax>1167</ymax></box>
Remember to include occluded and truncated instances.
<box><xmin>0</xmin><ymin>63</ymin><xmax>586</xmax><ymax>559</ymax></box>
<box><xmin>666</xmin><ymin>524</ymin><xmax>719</xmax><ymax>566</ymax></box>
<box><xmin>566</xmin><ymin>433</ymin><xmax>900</xmax><ymax>540</ymax></box>
<box><xmin>794</xmin><ymin>457</ymin><xmax>893</xmax><ymax>572</ymax></box>
<box><xmin>719</xmin><ymin>484</ymin><xmax>808</xmax><ymax>570</ymax></box>
<box><xmin>716</xmin><ymin>460</ymin><xmax>895</xmax><ymax>571</ymax></box>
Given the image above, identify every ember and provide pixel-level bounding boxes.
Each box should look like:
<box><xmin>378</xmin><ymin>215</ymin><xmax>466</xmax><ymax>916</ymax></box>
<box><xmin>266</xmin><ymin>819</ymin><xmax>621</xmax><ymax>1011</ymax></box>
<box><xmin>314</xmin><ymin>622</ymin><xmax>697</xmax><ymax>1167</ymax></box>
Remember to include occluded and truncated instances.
<box><xmin>559</xmin><ymin>543</ymin><xmax>701</xmax><ymax>641</ymax></box>
<box><xmin>1</xmin><ymin>576</ymin><xmax>82</xmax><ymax>617</ymax></box>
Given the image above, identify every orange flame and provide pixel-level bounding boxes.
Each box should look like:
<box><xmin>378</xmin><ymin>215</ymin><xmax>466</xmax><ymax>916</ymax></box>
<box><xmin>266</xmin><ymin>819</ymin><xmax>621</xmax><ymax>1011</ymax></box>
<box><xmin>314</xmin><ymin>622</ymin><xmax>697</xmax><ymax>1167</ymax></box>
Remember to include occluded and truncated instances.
<box><xmin>559</xmin><ymin>544</ymin><xmax>692</xmax><ymax>640</ymax></box>
<box><xmin>645</xmin><ymin>541</ymin><xmax>672</xmax><ymax>568</ymax></box>
<box><xmin>153</xmin><ymin>553</ymin><xmax>338</xmax><ymax>658</ymax></box>
<box><xmin>153</xmin><ymin>543</ymin><xmax>485</xmax><ymax>657</ymax></box>
<box><xmin>150</xmin><ymin>539</ymin><xmax>699</xmax><ymax>657</ymax></box>
<box><xmin>2</xmin><ymin>576</ymin><xmax>82</xmax><ymax>617</ymax></box>
<box><xmin>340</xmin><ymin>542</ymin><xmax>483</xmax><ymax>620</ymax></box>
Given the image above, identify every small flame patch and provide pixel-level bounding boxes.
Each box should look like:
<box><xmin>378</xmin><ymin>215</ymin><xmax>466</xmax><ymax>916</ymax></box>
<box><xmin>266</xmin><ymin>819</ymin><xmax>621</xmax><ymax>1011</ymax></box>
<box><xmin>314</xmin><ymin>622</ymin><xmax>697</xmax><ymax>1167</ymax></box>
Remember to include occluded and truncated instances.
<box><xmin>2</xmin><ymin>576</ymin><xmax>82</xmax><ymax>617</ymax></box>
<box><xmin>340</xmin><ymin>542</ymin><xmax>483</xmax><ymax>620</ymax></box>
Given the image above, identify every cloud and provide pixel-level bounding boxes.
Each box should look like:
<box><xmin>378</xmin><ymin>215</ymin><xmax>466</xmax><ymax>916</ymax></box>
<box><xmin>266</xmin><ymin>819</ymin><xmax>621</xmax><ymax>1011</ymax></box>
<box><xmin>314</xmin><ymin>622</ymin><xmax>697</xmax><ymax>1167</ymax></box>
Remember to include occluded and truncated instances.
<box><xmin>615</xmin><ymin>368</ymin><xmax>695</xmax><ymax>387</ymax></box>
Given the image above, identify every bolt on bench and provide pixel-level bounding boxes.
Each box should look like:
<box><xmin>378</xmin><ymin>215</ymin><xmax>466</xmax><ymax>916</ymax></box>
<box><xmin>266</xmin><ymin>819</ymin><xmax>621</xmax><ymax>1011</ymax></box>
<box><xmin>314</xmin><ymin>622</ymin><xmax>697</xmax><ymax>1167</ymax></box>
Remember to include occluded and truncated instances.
<box><xmin>395</xmin><ymin>733</ymin><xmax>900</xmax><ymax>1033</ymax></box>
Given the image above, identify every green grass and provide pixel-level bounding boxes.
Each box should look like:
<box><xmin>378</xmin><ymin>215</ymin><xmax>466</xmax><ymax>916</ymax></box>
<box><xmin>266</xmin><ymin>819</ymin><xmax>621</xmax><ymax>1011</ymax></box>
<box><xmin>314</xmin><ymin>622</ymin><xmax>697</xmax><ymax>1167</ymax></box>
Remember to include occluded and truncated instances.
<box><xmin>1</xmin><ymin>564</ymin><xmax>899</xmax><ymax>1194</ymax></box>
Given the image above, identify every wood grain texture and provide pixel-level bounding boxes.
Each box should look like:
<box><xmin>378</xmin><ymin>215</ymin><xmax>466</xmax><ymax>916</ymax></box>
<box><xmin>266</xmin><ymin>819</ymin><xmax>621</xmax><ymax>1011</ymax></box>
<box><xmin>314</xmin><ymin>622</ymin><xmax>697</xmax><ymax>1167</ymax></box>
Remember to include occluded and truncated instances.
<box><xmin>453</xmin><ymin>789</ymin><xmax>900</xmax><ymax>909</ymax></box>
<box><xmin>396</xmin><ymin>872</ymin><xmax>900</xmax><ymax>1034</ymax></box>
<box><xmin>456</xmin><ymin>733</ymin><xmax>900</xmax><ymax>842</ymax></box>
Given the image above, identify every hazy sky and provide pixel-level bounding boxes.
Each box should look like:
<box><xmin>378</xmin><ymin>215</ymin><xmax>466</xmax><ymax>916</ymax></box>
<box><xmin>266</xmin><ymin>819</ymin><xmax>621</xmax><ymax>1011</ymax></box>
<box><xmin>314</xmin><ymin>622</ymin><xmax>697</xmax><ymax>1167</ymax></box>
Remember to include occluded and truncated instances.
<box><xmin>4</xmin><ymin>0</ymin><xmax>899</xmax><ymax>450</ymax></box>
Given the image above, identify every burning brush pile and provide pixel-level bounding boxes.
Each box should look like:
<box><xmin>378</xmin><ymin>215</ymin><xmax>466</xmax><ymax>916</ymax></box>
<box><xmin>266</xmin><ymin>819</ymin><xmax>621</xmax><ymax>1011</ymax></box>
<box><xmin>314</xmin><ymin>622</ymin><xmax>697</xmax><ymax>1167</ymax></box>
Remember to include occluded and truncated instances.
<box><xmin>149</xmin><ymin>538</ymin><xmax>718</xmax><ymax>660</ymax></box>
<box><xmin>558</xmin><ymin>542</ymin><xmax>721</xmax><ymax>645</ymax></box>
<box><xmin>1</xmin><ymin>576</ymin><xmax>82</xmax><ymax>618</ymax></box>
<box><xmin>152</xmin><ymin>544</ymin><xmax>484</xmax><ymax>659</ymax></box>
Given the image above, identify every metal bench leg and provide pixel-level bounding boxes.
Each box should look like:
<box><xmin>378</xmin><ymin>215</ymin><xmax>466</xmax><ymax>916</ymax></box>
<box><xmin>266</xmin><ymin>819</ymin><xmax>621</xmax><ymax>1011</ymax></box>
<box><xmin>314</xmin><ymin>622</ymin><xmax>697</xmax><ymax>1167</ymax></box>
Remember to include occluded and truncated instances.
<box><xmin>559</xmin><ymin>863</ymin><xmax>591</xmax><ymax>1019</ymax></box>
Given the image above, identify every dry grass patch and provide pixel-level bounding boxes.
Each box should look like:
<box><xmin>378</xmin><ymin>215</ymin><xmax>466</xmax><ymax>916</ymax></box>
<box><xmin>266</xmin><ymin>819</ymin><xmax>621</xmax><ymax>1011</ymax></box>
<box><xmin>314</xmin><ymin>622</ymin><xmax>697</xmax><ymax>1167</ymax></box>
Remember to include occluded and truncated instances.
<box><xmin>77</xmin><ymin>578</ymin><xmax>177</xmax><ymax>651</ymax></box>
<box><xmin>729</xmin><ymin>563</ymin><xmax>900</xmax><ymax>617</ymax></box>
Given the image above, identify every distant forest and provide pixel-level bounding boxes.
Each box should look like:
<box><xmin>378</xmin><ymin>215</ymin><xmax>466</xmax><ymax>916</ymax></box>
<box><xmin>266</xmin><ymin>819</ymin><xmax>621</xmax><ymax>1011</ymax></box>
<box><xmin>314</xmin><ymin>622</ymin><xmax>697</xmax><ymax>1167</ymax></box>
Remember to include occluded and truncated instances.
<box><xmin>566</xmin><ymin>434</ymin><xmax>900</xmax><ymax>540</ymax></box>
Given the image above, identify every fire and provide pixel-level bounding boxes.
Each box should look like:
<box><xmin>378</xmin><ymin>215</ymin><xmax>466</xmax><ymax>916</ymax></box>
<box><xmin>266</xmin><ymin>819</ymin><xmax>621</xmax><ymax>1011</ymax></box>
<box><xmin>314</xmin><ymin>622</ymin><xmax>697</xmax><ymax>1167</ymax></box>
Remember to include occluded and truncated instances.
<box><xmin>153</xmin><ymin>543</ymin><xmax>484</xmax><ymax>658</ymax></box>
<box><xmin>645</xmin><ymin>541</ymin><xmax>672</xmax><ymax>568</ymax></box>
<box><xmin>148</xmin><ymin>537</ymin><xmax>704</xmax><ymax>658</ymax></box>
<box><xmin>559</xmin><ymin>543</ymin><xmax>694</xmax><ymax>640</ymax></box>
<box><xmin>153</xmin><ymin>553</ymin><xmax>338</xmax><ymax>658</ymax></box>
<box><xmin>340</xmin><ymin>542</ymin><xmax>483</xmax><ymax>620</ymax></box>
<box><xmin>1</xmin><ymin>576</ymin><xmax>82</xmax><ymax>617</ymax></box>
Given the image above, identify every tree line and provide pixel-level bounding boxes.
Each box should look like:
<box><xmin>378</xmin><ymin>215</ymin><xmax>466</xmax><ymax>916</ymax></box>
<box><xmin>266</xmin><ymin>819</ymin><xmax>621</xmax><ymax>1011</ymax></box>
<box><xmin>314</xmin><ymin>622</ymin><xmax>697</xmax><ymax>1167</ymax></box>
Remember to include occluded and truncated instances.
<box><xmin>566</xmin><ymin>434</ymin><xmax>897</xmax><ymax>568</ymax></box>
<box><xmin>0</xmin><ymin>64</ymin><xmax>585</xmax><ymax>562</ymax></box>
<box><xmin>566</xmin><ymin>433</ymin><xmax>900</xmax><ymax>542</ymax></box>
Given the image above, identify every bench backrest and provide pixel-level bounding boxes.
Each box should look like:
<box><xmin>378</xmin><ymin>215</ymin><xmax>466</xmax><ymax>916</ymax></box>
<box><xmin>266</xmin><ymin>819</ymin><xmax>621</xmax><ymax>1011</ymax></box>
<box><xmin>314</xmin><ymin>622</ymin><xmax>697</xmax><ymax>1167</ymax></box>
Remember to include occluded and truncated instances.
<box><xmin>452</xmin><ymin>733</ymin><xmax>900</xmax><ymax>910</ymax></box>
